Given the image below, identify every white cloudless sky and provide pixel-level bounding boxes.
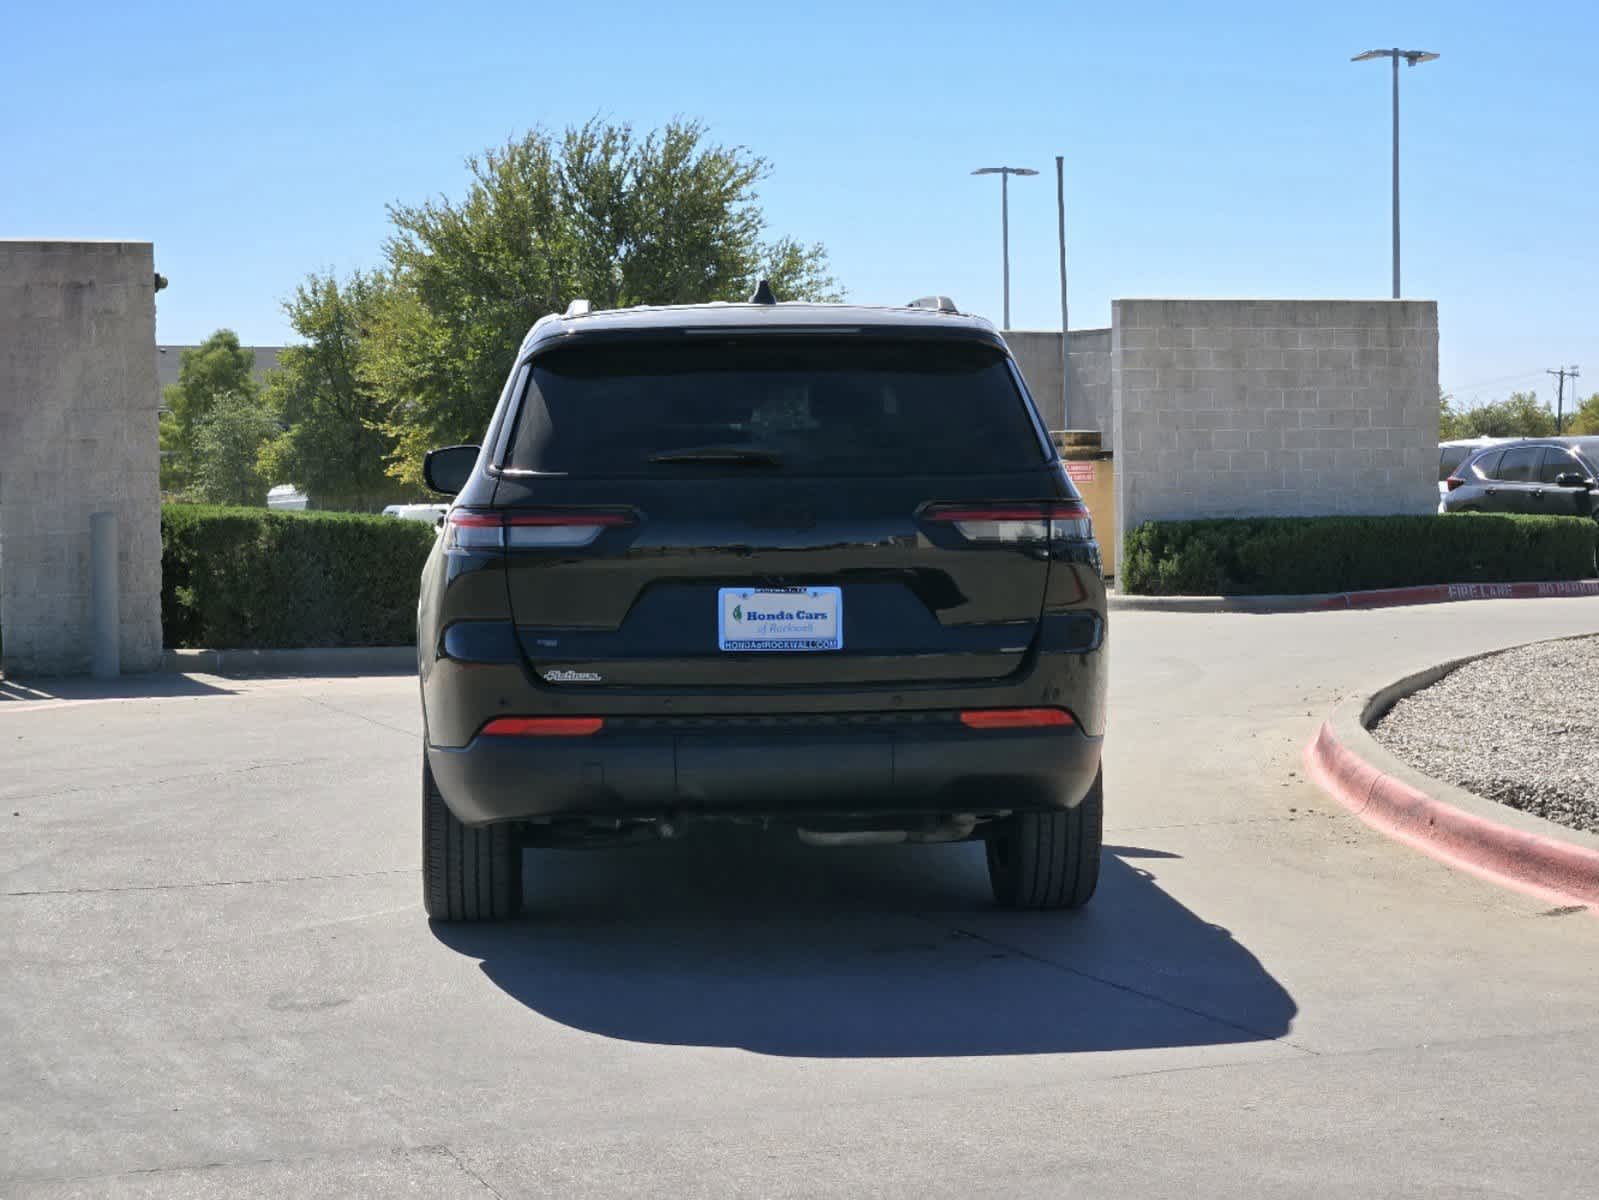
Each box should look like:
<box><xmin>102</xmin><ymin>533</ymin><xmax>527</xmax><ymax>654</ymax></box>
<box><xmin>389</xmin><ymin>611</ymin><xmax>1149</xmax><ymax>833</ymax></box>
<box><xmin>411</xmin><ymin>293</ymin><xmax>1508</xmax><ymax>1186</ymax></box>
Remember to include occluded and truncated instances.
<box><xmin>4</xmin><ymin>0</ymin><xmax>1594</xmax><ymax>407</ymax></box>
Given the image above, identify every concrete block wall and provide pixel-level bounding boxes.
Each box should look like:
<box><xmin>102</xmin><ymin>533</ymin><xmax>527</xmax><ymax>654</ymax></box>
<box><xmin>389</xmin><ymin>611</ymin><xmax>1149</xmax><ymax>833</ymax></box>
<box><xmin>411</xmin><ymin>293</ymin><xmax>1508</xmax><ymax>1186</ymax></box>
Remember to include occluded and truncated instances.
<box><xmin>1003</xmin><ymin>329</ymin><xmax>1113</xmax><ymax>446</ymax></box>
<box><xmin>1111</xmin><ymin>299</ymin><xmax>1439</xmax><ymax>545</ymax></box>
<box><xmin>0</xmin><ymin>241</ymin><xmax>163</xmax><ymax>675</ymax></box>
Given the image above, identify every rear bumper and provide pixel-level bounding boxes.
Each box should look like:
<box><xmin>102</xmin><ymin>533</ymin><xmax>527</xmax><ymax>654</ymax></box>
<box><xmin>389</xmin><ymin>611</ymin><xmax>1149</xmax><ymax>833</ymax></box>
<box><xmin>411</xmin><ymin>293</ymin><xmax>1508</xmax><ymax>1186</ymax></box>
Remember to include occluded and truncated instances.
<box><xmin>427</xmin><ymin>720</ymin><xmax>1103</xmax><ymax>827</ymax></box>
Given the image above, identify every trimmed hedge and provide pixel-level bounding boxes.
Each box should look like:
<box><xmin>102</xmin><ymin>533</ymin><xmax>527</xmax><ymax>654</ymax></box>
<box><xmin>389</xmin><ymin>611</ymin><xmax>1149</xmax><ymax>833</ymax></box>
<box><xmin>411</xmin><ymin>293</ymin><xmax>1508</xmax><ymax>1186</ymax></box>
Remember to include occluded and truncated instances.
<box><xmin>155</xmin><ymin>507</ymin><xmax>1599</xmax><ymax>640</ymax></box>
<box><xmin>1121</xmin><ymin>513</ymin><xmax>1599</xmax><ymax>596</ymax></box>
<box><xmin>162</xmin><ymin>505</ymin><xmax>437</xmax><ymax>648</ymax></box>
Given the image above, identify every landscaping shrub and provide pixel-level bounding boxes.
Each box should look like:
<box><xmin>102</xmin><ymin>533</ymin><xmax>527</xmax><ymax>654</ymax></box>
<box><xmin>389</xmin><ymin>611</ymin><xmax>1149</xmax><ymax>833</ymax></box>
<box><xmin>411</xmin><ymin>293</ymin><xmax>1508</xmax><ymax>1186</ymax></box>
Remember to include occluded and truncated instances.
<box><xmin>161</xmin><ymin>505</ymin><xmax>437</xmax><ymax>648</ymax></box>
<box><xmin>1121</xmin><ymin>513</ymin><xmax>1599</xmax><ymax>596</ymax></box>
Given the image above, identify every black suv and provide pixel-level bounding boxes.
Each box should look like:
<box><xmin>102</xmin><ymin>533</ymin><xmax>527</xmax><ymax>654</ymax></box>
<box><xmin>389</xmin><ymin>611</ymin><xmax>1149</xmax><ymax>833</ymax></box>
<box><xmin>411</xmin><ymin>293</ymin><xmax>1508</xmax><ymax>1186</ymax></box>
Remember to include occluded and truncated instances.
<box><xmin>416</xmin><ymin>291</ymin><xmax>1108</xmax><ymax>920</ymax></box>
<box><xmin>1441</xmin><ymin>437</ymin><xmax>1599</xmax><ymax>519</ymax></box>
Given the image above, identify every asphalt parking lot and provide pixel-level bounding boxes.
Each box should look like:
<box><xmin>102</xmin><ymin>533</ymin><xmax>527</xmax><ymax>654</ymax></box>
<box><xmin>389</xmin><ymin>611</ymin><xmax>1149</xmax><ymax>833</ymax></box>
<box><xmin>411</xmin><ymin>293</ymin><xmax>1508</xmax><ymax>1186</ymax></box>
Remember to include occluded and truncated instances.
<box><xmin>5</xmin><ymin>600</ymin><xmax>1599</xmax><ymax>1198</ymax></box>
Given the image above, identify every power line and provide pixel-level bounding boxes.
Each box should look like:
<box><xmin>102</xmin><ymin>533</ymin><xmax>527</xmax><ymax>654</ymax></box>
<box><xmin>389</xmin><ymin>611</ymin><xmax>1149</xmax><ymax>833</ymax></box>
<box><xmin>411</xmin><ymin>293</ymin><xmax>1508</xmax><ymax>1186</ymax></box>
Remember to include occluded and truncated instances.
<box><xmin>1441</xmin><ymin>368</ymin><xmax>1546</xmax><ymax>394</ymax></box>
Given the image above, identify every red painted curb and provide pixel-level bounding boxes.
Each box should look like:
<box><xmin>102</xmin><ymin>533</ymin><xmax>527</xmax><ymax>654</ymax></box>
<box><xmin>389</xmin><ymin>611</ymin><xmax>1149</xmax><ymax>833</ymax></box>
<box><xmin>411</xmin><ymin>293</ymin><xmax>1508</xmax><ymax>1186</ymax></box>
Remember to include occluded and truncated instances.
<box><xmin>1306</xmin><ymin>719</ymin><xmax>1599</xmax><ymax>910</ymax></box>
<box><xmin>1112</xmin><ymin>578</ymin><xmax>1599</xmax><ymax>613</ymax></box>
<box><xmin>1313</xmin><ymin>579</ymin><xmax>1599</xmax><ymax>612</ymax></box>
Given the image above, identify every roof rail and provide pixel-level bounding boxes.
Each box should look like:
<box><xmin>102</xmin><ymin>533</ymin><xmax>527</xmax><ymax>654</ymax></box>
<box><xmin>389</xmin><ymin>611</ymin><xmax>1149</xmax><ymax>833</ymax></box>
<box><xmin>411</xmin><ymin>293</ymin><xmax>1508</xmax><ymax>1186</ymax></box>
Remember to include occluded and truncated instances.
<box><xmin>907</xmin><ymin>295</ymin><xmax>958</xmax><ymax>313</ymax></box>
<box><xmin>564</xmin><ymin>299</ymin><xmax>594</xmax><ymax>318</ymax></box>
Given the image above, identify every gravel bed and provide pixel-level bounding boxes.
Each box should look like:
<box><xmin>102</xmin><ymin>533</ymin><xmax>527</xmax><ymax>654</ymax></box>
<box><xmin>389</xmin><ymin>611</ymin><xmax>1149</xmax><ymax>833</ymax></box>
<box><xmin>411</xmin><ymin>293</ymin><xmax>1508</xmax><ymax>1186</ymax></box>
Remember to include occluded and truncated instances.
<box><xmin>1371</xmin><ymin>634</ymin><xmax>1599</xmax><ymax>835</ymax></box>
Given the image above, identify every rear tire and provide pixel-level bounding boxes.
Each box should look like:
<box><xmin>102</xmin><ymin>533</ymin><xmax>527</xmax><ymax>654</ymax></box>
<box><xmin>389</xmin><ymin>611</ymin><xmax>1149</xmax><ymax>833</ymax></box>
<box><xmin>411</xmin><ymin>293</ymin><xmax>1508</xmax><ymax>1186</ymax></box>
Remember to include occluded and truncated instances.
<box><xmin>986</xmin><ymin>768</ymin><xmax>1102</xmax><ymax>910</ymax></box>
<box><xmin>422</xmin><ymin>759</ymin><xmax>522</xmax><ymax>921</ymax></box>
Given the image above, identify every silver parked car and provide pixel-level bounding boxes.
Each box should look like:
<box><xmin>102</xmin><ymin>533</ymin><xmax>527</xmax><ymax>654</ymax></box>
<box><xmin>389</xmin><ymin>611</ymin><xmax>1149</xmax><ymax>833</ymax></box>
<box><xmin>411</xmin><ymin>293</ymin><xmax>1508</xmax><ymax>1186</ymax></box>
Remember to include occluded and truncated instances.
<box><xmin>1441</xmin><ymin>437</ymin><xmax>1599</xmax><ymax>519</ymax></box>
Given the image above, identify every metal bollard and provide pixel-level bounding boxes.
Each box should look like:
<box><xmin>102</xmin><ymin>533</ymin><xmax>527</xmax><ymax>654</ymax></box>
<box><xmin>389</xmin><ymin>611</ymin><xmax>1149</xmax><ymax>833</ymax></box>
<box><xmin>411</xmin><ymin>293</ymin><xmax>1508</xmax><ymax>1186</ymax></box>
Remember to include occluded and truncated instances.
<box><xmin>90</xmin><ymin>511</ymin><xmax>119</xmax><ymax>679</ymax></box>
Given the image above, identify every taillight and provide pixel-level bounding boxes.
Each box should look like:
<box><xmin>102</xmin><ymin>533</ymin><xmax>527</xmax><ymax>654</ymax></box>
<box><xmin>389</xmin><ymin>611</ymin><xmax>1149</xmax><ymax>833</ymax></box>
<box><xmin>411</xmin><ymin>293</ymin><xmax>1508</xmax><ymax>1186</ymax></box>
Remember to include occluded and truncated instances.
<box><xmin>1445</xmin><ymin>476</ymin><xmax>1466</xmax><ymax>492</ymax></box>
<box><xmin>444</xmin><ymin>508</ymin><xmax>635</xmax><ymax>551</ymax></box>
<box><xmin>959</xmin><ymin>707</ymin><xmax>1076</xmax><ymax>730</ymax></box>
<box><xmin>480</xmin><ymin>716</ymin><xmax>604</xmax><ymax>737</ymax></box>
<box><xmin>923</xmin><ymin>500</ymin><xmax>1092</xmax><ymax>543</ymax></box>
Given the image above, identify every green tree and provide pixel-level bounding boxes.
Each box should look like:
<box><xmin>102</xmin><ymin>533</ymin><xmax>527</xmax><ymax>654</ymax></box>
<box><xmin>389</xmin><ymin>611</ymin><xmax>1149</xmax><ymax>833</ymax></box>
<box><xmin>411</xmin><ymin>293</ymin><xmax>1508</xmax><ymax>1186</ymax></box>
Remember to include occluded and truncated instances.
<box><xmin>1439</xmin><ymin>391</ymin><xmax>1469</xmax><ymax>440</ymax></box>
<box><xmin>257</xmin><ymin>271</ymin><xmax>406</xmax><ymax>511</ymax></box>
<box><xmin>1443</xmin><ymin>391</ymin><xmax>1557</xmax><ymax>439</ymax></box>
<box><xmin>160</xmin><ymin>330</ymin><xmax>259</xmax><ymax>493</ymax></box>
<box><xmin>1563</xmin><ymin>392</ymin><xmax>1599</xmax><ymax>436</ymax></box>
<box><xmin>191</xmin><ymin>390</ymin><xmax>278</xmax><ymax>505</ymax></box>
<box><xmin>366</xmin><ymin>118</ymin><xmax>840</xmax><ymax>485</ymax></box>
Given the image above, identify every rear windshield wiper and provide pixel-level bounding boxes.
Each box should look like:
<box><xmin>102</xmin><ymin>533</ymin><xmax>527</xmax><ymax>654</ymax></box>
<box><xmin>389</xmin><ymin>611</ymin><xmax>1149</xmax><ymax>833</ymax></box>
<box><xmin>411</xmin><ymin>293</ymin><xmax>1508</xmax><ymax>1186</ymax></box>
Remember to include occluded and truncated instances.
<box><xmin>647</xmin><ymin>446</ymin><xmax>784</xmax><ymax>467</ymax></box>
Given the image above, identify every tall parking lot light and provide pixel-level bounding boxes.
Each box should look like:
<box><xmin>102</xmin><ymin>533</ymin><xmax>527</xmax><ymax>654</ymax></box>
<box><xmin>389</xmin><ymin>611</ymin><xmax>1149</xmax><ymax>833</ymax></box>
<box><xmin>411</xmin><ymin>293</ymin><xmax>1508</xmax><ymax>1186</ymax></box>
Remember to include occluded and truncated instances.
<box><xmin>972</xmin><ymin>166</ymin><xmax>1038</xmax><ymax>328</ymax></box>
<box><xmin>1351</xmin><ymin>48</ymin><xmax>1440</xmax><ymax>299</ymax></box>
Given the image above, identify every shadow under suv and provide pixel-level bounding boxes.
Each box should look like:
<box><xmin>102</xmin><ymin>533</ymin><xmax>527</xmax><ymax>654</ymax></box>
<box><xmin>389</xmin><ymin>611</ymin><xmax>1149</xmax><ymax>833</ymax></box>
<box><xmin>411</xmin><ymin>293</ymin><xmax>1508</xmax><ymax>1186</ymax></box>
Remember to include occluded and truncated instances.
<box><xmin>416</xmin><ymin>290</ymin><xmax>1108</xmax><ymax>920</ymax></box>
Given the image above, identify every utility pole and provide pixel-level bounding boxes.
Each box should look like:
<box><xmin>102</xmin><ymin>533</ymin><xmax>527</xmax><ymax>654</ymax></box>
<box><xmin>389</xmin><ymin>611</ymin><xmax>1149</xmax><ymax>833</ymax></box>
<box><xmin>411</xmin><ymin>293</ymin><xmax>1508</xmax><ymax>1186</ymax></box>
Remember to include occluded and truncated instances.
<box><xmin>1548</xmin><ymin>366</ymin><xmax>1580</xmax><ymax>433</ymax></box>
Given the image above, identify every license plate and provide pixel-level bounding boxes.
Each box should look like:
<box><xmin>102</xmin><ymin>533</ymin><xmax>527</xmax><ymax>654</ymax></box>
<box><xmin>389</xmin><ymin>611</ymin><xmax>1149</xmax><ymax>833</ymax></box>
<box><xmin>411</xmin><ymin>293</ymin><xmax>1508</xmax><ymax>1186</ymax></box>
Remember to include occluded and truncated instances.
<box><xmin>718</xmin><ymin>587</ymin><xmax>843</xmax><ymax>652</ymax></box>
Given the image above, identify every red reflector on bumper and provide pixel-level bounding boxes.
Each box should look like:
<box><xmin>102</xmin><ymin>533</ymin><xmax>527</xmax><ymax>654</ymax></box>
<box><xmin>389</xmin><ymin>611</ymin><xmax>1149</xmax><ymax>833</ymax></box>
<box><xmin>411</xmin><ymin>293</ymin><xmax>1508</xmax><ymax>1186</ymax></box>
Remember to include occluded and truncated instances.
<box><xmin>481</xmin><ymin>717</ymin><xmax>604</xmax><ymax>737</ymax></box>
<box><xmin>959</xmin><ymin>707</ymin><xmax>1075</xmax><ymax>730</ymax></box>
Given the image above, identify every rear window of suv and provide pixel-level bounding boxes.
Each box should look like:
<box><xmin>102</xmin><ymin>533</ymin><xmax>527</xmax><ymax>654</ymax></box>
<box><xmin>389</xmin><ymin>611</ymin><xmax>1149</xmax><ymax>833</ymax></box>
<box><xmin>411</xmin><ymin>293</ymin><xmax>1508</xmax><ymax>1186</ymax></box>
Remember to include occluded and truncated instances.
<box><xmin>504</xmin><ymin>337</ymin><xmax>1049</xmax><ymax>477</ymax></box>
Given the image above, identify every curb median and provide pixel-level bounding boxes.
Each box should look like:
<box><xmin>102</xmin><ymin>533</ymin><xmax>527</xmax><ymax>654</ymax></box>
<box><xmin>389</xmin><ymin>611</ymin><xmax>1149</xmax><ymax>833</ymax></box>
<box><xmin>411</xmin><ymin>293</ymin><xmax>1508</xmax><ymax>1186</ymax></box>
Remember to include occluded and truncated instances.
<box><xmin>1305</xmin><ymin>648</ymin><xmax>1599</xmax><ymax>910</ymax></box>
<box><xmin>1111</xmin><ymin>578</ymin><xmax>1599</xmax><ymax>614</ymax></box>
<box><xmin>163</xmin><ymin>646</ymin><xmax>417</xmax><ymax>677</ymax></box>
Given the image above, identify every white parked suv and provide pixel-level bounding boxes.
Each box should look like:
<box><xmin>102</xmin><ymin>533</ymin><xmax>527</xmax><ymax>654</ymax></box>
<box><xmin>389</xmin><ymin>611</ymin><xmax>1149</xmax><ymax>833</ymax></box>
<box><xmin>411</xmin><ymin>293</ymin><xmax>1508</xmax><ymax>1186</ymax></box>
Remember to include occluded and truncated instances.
<box><xmin>383</xmin><ymin>503</ymin><xmax>450</xmax><ymax>526</ymax></box>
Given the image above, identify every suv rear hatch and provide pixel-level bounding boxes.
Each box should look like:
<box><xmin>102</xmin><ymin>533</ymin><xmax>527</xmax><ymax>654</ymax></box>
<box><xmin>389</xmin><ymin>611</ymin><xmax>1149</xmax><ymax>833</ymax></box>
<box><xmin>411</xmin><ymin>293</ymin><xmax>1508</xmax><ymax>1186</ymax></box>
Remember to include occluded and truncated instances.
<box><xmin>490</xmin><ymin>334</ymin><xmax>1070</xmax><ymax>690</ymax></box>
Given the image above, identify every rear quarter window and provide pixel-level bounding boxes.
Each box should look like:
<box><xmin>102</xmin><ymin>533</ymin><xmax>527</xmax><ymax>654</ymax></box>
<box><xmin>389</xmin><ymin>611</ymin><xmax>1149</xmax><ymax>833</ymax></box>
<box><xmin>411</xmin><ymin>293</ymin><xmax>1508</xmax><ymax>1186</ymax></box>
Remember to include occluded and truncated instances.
<box><xmin>1469</xmin><ymin>449</ymin><xmax>1504</xmax><ymax>480</ymax></box>
<box><xmin>1439</xmin><ymin>446</ymin><xmax>1471</xmax><ymax>480</ymax></box>
<box><xmin>504</xmin><ymin>337</ymin><xmax>1049</xmax><ymax>477</ymax></box>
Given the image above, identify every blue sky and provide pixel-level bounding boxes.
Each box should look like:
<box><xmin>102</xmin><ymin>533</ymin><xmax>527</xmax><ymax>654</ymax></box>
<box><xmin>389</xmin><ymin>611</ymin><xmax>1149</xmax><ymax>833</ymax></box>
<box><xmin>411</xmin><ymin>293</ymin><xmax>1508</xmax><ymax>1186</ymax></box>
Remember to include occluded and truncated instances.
<box><xmin>5</xmin><ymin>1</ymin><xmax>1594</xmax><ymax>408</ymax></box>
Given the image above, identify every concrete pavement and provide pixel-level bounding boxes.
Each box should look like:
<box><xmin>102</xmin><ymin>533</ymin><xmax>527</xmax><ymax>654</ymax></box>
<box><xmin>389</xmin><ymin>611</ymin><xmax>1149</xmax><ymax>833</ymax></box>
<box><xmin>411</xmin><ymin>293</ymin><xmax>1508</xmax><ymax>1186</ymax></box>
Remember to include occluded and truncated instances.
<box><xmin>4</xmin><ymin>599</ymin><xmax>1599</xmax><ymax>1197</ymax></box>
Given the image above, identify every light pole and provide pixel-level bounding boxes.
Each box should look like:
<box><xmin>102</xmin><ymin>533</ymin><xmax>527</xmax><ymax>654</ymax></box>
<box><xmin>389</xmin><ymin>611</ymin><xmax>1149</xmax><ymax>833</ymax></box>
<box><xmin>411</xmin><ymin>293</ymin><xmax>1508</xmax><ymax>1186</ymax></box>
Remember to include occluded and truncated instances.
<box><xmin>972</xmin><ymin>166</ymin><xmax>1038</xmax><ymax>328</ymax></box>
<box><xmin>1056</xmin><ymin>155</ymin><xmax>1071</xmax><ymax>429</ymax></box>
<box><xmin>1351</xmin><ymin>48</ymin><xmax>1439</xmax><ymax>298</ymax></box>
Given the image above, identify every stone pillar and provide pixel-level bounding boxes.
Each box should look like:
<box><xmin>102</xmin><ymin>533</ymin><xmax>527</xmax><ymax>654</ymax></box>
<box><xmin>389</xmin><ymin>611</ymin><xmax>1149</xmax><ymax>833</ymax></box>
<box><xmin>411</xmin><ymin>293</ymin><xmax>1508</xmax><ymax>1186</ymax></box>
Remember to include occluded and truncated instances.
<box><xmin>0</xmin><ymin>241</ymin><xmax>163</xmax><ymax>676</ymax></box>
